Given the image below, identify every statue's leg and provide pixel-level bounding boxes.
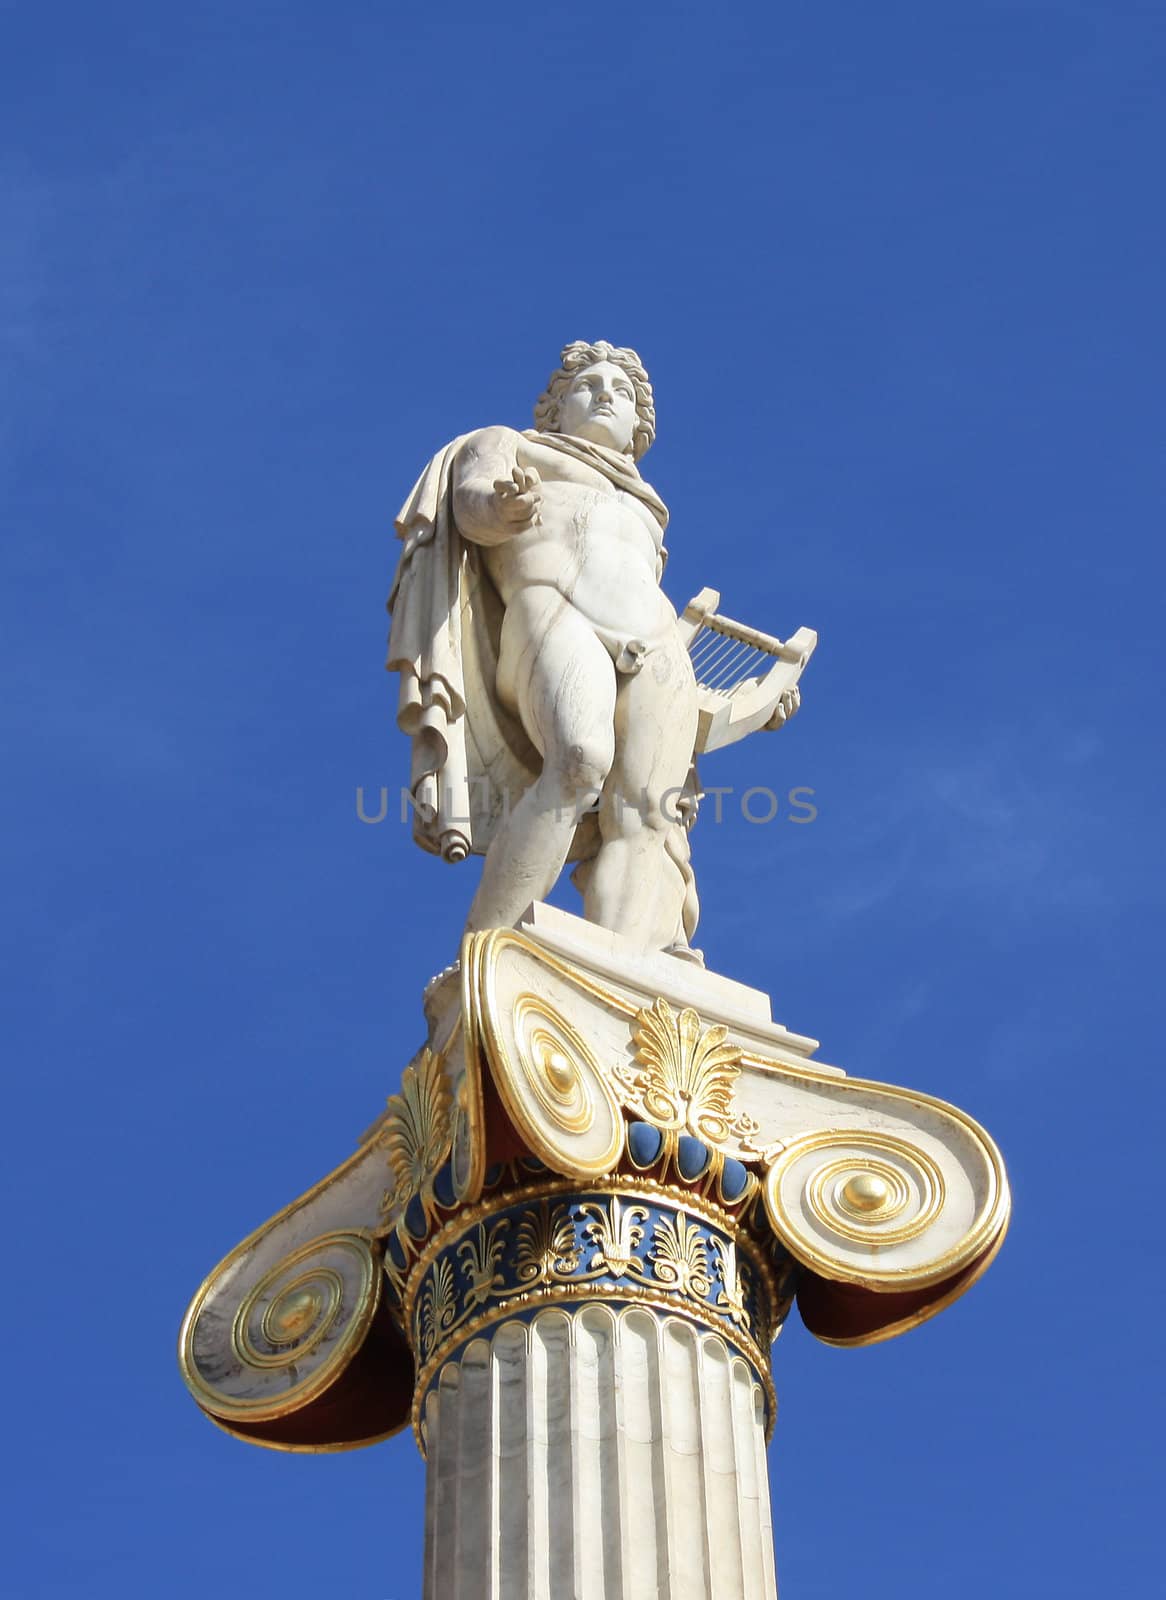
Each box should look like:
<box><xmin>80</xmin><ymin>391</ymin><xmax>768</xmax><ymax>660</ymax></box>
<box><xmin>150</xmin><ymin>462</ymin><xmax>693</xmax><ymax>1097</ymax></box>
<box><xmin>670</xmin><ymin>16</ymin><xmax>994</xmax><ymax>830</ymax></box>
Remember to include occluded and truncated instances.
<box><xmin>586</xmin><ymin>630</ymin><xmax>699</xmax><ymax>949</ymax></box>
<box><xmin>465</xmin><ymin>587</ymin><xmax>616</xmax><ymax>934</ymax></box>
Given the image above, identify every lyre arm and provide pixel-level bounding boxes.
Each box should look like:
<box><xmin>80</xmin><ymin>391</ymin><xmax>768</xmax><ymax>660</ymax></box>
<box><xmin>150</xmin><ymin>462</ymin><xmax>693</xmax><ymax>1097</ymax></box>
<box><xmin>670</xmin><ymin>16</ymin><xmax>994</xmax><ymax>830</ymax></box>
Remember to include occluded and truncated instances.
<box><xmin>680</xmin><ymin>588</ymin><xmax>809</xmax><ymax>665</ymax></box>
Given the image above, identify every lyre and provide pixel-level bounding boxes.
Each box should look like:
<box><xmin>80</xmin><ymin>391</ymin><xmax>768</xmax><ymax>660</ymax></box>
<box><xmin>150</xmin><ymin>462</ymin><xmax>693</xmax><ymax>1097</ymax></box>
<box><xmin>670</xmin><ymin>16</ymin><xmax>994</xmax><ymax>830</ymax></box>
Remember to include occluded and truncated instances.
<box><xmin>679</xmin><ymin>587</ymin><xmax>818</xmax><ymax>753</ymax></box>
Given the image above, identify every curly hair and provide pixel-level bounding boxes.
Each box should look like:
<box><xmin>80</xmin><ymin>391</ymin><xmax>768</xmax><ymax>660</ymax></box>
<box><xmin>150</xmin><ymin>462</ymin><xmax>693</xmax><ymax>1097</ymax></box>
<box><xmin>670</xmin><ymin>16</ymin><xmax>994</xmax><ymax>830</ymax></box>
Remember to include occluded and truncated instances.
<box><xmin>533</xmin><ymin>340</ymin><xmax>656</xmax><ymax>461</ymax></box>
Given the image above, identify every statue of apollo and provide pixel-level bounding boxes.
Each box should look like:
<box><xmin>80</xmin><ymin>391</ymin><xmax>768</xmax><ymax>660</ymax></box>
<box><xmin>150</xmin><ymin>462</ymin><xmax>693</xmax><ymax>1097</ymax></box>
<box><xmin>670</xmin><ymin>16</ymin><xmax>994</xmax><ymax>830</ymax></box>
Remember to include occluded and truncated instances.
<box><xmin>387</xmin><ymin>340</ymin><xmax>813</xmax><ymax>956</ymax></box>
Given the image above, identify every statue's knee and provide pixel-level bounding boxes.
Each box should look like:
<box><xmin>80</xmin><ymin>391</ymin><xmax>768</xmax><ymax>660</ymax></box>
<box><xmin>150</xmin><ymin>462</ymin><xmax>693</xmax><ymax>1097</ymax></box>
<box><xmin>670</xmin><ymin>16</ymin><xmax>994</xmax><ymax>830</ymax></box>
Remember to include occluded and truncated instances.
<box><xmin>558</xmin><ymin>738</ymin><xmax>613</xmax><ymax>799</ymax></box>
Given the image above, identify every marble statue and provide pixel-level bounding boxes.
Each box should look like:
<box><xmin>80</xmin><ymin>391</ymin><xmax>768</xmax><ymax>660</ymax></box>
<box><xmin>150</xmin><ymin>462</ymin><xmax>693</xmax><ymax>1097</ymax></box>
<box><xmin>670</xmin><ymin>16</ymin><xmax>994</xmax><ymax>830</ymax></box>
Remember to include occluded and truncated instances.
<box><xmin>387</xmin><ymin>340</ymin><xmax>814</xmax><ymax>954</ymax></box>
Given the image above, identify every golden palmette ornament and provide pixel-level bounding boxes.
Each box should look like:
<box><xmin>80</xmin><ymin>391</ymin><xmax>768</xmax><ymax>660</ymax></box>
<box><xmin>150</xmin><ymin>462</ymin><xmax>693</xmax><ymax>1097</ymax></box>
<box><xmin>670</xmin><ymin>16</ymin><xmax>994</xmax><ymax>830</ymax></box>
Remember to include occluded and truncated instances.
<box><xmin>380</xmin><ymin>1045</ymin><xmax>452</xmax><ymax>1215</ymax></box>
<box><xmin>712</xmin><ymin>1236</ymin><xmax>751</xmax><ymax>1329</ymax></box>
<box><xmin>579</xmin><ymin>1194</ymin><xmax>650</xmax><ymax>1278</ymax></box>
<box><xmin>650</xmin><ymin>1210</ymin><xmax>712</xmax><ymax>1299</ymax></box>
<box><xmin>620</xmin><ymin>996</ymin><xmax>763</xmax><ymax>1149</ymax></box>
<box><xmin>417</xmin><ymin>1256</ymin><xmax>457</xmax><ymax>1361</ymax></box>
<box><xmin>513</xmin><ymin>1199</ymin><xmax>581</xmax><ymax>1285</ymax></box>
<box><xmin>457</xmin><ymin>1219</ymin><xmax>510</xmax><ymax>1309</ymax></box>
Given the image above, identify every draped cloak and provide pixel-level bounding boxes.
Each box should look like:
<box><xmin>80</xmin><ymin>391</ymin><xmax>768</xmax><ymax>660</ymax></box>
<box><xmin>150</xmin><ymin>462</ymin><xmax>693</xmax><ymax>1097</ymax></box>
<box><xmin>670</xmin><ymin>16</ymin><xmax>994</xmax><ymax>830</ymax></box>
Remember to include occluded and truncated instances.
<box><xmin>386</xmin><ymin>428</ymin><xmax>698</xmax><ymax>938</ymax></box>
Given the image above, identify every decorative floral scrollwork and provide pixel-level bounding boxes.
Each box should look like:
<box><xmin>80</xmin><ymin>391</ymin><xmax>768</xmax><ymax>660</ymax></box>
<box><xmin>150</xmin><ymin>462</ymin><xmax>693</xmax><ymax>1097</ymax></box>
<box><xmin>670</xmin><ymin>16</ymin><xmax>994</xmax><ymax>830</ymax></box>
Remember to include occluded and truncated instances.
<box><xmin>578</xmin><ymin>1195</ymin><xmax>650</xmax><ymax>1279</ymax></box>
<box><xmin>712</xmin><ymin>1236</ymin><xmax>751</xmax><ymax>1328</ymax></box>
<box><xmin>380</xmin><ymin>1046</ymin><xmax>453</xmax><ymax>1217</ymax></box>
<box><xmin>649</xmin><ymin>1210</ymin><xmax>712</xmax><ymax>1299</ymax></box>
<box><xmin>457</xmin><ymin>1220</ymin><xmax>510</xmax><ymax>1309</ymax></box>
<box><xmin>514</xmin><ymin>1200</ymin><xmax>581</xmax><ymax>1285</ymax></box>
<box><xmin>404</xmin><ymin>1181</ymin><xmax>781</xmax><ymax>1439</ymax></box>
<box><xmin>618</xmin><ymin>998</ymin><xmax>763</xmax><ymax>1151</ymax></box>
<box><xmin>417</xmin><ymin>1256</ymin><xmax>457</xmax><ymax>1361</ymax></box>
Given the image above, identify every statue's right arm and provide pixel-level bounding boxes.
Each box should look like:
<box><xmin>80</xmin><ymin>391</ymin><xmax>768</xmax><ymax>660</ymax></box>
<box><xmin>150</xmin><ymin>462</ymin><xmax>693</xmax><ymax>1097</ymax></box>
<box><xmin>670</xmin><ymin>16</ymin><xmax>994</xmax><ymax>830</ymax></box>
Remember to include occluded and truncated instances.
<box><xmin>453</xmin><ymin>426</ymin><xmax>540</xmax><ymax>544</ymax></box>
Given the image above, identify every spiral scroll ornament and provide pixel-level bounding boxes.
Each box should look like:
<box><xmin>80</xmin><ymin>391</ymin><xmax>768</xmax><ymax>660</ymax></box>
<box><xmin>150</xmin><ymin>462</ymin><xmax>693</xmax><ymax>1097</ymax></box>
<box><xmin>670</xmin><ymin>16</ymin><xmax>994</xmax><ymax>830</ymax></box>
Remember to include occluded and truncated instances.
<box><xmin>763</xmin><ymin>1130</ymin><xmax>962</xmax><ymax>1289</ymax></box>
<box><xmin>179</xmin><ymin>1232</ymin><xmax>381</xmax><ymax>1423</ymax></box>
<box><xmin>498</xmin><ymin>994</ymin><xmax>624</xmax><ymax>1174</ymax></box>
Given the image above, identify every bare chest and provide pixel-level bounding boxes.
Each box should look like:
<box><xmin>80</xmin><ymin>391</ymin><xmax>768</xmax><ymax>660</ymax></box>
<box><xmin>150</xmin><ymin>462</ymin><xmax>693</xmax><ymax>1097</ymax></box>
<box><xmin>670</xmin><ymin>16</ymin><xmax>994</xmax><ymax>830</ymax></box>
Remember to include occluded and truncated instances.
<box><xmin>484</xmin><ymin>449</ymin><xmax>669</xmax><ymax>631</ymax></box>
<box><xmin>514</xmin><ymin>441</ymin><xmax>664</xmax><ymax>554</ymax></box>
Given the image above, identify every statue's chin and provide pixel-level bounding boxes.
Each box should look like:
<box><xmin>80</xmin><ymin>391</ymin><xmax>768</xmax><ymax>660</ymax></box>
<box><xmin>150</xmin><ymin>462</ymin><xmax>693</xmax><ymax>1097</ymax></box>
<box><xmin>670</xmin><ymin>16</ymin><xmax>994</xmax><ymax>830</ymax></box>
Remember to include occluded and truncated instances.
<box><xmin>565</xmin><ymin>421</ymin><xmax>632</xmax><ymax>454</ymax></box>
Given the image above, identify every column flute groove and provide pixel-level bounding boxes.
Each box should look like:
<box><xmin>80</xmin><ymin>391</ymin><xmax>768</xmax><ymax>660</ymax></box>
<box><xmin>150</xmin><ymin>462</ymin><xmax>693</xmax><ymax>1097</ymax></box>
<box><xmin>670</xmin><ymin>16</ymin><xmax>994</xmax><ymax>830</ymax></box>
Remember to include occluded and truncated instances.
<box><xmin>420</xmin><ymin>1303</ymin><xmax>777</xmax><ymax>1600</ymax></box>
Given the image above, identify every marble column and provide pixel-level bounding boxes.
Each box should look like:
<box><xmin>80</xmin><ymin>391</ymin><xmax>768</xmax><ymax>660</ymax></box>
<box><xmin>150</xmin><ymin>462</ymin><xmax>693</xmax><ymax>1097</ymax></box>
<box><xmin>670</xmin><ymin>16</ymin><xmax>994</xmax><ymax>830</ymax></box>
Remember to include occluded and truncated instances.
<box><xmin>421</xmin><ymin>1303</ymin><xmax>778</xmax><ymax>1600</ymax></box>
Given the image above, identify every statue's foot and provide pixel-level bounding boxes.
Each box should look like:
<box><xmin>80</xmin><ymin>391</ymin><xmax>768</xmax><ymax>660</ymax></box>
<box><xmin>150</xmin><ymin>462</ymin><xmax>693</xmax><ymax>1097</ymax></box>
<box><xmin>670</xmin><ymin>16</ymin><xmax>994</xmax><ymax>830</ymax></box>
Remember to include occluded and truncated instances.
<box><xmin>664</xmin><ymin>941</ymin><xmax>705</xmax><ymax>967</ymax></box>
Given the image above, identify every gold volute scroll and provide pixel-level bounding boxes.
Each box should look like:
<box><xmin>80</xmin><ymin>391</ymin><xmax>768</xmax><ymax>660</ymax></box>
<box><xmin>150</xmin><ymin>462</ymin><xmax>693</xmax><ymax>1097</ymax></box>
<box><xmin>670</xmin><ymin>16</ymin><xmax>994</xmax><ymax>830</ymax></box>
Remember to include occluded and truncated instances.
<box><xmin>185</xmin><ymin>1233</ymin><xmax>379</xmax><ymax>1420</ymax></box>
<box><xmin>471</xmin><ymin>929</ymin><xmax>625</xmax><ymax>1175</ymax></box>
<box><xmin>178</xmin><ymin>1200</ymin><xmax>414</xmax><ymax>1452</ymax></box>
<box><xmin>762</xmin><ymin>1122</ymin><xmax>1005</xmax><ymax>1293</ymax></box>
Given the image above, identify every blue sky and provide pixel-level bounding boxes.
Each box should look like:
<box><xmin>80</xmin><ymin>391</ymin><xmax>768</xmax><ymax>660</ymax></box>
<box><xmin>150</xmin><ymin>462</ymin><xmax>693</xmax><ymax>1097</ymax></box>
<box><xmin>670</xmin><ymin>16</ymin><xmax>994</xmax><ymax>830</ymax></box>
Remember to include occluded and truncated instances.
<box><xmin>3</xmin><ymin>1</ymin><xmax>1163</xmax><ymax>1594</ymax></box>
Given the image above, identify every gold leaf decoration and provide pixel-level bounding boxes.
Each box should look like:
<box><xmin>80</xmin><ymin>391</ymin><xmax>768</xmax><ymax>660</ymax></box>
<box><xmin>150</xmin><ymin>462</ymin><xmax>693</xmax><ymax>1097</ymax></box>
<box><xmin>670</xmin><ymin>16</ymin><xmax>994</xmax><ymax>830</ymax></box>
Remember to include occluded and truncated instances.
<box><xmin>618</xmin><ymin>997</ymin><xmax>761</xmax><ymax>1149</ymax></box>
<box><xmin>380</xmin><ymin>1047</ymin><xmax>453</xmax><ymax>1216</ymax></box>
<box><xmin>514</xmin><ymin>1201</ymin><xmax>581</xmax><ymax>1285</ymax></box>
<box><xmin>418</xmin><ymin>1256</ymin><xmax>457</xmax><ymax>1360</ymax></box>
<box><xmin>712</xmin><ymin>1236</ymin><xmax>751</xmax><ymax>1328</ymax></box>
<box><xmin>383</xmin><ymin>1249</ymin><xmax>409</xmax><ymax>1304</ymax></box>
<box><xmin>578</xmin><ymin>1196</ymin><xmax>650</xmax><ymax>1279</ymax></box>
<box><xmin>650</xmin><ymin>1210</ymin><xmax>711</xmax><ymax>1299</ymax></box>
<box><xmin>457</xmin><ymin>1220</ymin><xmax>510</xmax><ymax>1310</ymax></box>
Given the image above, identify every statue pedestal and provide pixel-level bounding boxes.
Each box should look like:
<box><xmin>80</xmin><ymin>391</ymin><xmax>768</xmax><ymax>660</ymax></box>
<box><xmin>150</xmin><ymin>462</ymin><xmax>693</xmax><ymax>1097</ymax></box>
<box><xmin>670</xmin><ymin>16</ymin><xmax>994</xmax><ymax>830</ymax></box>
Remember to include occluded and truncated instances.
<box><xmin>179</xmin><ymin>904</ymin><xmax>1009</xmax><ymax>1594</ymax></box>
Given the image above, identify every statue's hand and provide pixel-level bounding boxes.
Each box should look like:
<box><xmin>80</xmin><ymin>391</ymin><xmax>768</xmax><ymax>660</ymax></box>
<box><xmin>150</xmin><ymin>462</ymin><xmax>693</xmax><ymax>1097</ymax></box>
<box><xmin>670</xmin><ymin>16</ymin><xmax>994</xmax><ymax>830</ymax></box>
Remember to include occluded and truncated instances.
<box><xmin>492</xmin><ymin>465</ymin><xmax>542</xmax><ymax>527</ymax></box>
<box><xmin>766</xmin><ymin>686</ymin><xmax>801</xmax><ymax>728</ymax></box>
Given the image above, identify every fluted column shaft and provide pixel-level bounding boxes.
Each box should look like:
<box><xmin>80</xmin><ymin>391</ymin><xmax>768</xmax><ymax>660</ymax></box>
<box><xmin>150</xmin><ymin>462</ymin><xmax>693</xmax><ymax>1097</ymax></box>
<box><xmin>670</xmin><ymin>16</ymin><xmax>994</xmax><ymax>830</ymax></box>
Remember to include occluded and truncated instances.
<box><xmin>421</xmin><ymin>1304</ymin><xmax>777</xmax><ymax>1600</ymax></box>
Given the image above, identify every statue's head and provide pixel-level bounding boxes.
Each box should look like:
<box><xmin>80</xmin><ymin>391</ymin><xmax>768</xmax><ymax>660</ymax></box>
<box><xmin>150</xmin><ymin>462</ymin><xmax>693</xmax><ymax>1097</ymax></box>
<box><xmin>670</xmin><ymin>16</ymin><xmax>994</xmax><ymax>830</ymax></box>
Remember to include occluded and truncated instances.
<box><xmin>534</xmin><ymin>340</ymin><xmax>656</xmax><ymax>461</ymax></box>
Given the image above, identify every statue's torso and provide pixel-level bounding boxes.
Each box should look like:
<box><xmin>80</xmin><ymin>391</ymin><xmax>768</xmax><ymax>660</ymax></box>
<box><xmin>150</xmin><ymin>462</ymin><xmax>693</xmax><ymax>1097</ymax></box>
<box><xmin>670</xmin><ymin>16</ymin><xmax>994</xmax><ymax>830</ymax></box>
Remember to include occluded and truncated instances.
<box><xmin>476</xmin><ymin>433</ymin><xmax>676</xmax><ymax>645</ymax></box>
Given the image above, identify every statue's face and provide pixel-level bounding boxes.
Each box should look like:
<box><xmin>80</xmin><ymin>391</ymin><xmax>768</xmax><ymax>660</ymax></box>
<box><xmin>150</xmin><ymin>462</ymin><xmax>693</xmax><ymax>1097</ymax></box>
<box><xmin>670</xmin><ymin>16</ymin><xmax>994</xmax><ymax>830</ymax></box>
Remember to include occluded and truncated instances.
<box><xmin>555</xmin><ymin>361</ymin><xmax>638</xmax><ymax>454</ymax></box>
